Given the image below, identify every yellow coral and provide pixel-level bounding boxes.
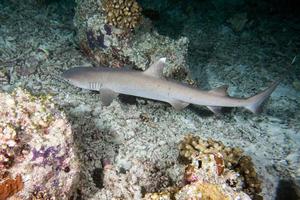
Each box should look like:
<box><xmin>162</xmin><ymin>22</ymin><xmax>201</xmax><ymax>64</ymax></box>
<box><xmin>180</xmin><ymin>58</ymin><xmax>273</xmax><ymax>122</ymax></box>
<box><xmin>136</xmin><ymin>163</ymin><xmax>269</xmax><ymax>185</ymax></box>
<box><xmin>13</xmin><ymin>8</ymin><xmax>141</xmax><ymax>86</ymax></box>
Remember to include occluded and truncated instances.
<box><xmin>176</xmin><ymin>183</ymin><xmax>230</xmax><ymax>200</ymax></box>
<box><xmin>31</xmin><ymin>189</ymin><xmax>53</xmax><ymax>200</ymax></box>
<box><xmin>144</xmin><ymin>182</ymin><xmax>240</xmax><ymax>200</ymax></box>
<box><xmin>103</xmin><ymin>0</ymin><xmax>142</xmax><ymax>29</ymax></box>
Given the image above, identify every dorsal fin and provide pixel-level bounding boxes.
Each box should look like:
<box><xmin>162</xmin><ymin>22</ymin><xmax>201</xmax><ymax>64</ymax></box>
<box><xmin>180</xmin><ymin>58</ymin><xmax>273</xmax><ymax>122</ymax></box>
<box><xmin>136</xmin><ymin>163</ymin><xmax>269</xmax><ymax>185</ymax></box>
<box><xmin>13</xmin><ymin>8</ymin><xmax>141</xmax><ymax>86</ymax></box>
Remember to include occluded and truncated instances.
<box><xmin>143</xmin><ymin>57</ymin><xmax>166</xmax><ymax>78</ymax></box>
<box><xmin>209</xmin><ymin>85</ymin><xmax>228</xmax><ymax>97</ymax></box>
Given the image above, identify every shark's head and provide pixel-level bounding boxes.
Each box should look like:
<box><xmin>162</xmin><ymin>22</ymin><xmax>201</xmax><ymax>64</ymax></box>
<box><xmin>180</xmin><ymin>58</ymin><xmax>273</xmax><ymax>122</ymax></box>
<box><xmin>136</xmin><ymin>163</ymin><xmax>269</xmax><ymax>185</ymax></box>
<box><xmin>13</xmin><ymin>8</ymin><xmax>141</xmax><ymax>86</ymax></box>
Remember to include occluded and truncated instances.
<box><xmin>62</xmin><ymin>67</ymin><xmax>94</xmax><ymax>89</ymax></box>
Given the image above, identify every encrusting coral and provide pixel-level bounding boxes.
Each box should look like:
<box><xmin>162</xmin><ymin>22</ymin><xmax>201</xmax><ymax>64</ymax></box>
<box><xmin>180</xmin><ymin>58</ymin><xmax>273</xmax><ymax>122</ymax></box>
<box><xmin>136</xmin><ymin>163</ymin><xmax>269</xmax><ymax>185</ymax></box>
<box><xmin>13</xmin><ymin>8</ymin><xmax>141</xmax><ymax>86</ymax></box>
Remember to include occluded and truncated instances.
<box><xmin>178</xmin><ymin>134</ymin><xmax>262</xmax><ymax>200</ymax></box>
<box><xmin>103</xmin><ymin>0</ymin><xmax>142</xmax><ymax>29</ymax></box>
<box><xmin>0</xmin><ymin>88</ymin><xmax>79</xmax><ymax>199</ymax></box>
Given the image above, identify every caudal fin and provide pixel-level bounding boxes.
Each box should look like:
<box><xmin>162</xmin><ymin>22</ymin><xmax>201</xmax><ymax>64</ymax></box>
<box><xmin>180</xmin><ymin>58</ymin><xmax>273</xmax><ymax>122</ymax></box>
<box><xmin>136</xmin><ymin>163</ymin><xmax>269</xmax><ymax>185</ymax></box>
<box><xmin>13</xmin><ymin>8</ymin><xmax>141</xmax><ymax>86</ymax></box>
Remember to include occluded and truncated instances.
<box><xmin>244</xmin><ymin>79</ymin><xmax>281</xmax><ymax>114</ymax></box>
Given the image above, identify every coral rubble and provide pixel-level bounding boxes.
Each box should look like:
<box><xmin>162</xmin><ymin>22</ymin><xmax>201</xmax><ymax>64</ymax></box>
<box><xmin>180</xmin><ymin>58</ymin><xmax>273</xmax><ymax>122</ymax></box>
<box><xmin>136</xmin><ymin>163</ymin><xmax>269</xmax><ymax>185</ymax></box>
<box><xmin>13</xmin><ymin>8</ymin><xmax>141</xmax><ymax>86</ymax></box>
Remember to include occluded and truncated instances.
<box><xmin>93</xmin><ymin>159</ymin><xmax>171</xmax><ymax>199</ymax></box>
<box><xmin>0</xmin><ymin>88</ymin><xmax>79</xmax><ymax>199</ymax></box>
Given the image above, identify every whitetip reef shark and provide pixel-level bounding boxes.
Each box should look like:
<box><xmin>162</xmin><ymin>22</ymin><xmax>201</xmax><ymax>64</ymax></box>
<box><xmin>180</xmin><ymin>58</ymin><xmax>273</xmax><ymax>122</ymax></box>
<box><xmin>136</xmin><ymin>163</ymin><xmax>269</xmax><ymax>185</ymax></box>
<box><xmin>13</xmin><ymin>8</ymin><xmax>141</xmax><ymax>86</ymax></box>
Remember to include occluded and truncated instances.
<box><xmin>62</xmin><ymin>58</ymin><xmax>280</xmax><ymax>114</ymax></box>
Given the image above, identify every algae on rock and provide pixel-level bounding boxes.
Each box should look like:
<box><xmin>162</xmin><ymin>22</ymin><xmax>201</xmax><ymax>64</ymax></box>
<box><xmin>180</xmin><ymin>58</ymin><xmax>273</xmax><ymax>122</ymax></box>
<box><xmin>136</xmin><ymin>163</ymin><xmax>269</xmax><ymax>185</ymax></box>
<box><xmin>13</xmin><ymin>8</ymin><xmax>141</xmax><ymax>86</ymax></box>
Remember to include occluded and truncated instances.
<box><xmin>0</xmin><ymin>88</ymin><xmax>79</xmax><ymax>199</ymax></box>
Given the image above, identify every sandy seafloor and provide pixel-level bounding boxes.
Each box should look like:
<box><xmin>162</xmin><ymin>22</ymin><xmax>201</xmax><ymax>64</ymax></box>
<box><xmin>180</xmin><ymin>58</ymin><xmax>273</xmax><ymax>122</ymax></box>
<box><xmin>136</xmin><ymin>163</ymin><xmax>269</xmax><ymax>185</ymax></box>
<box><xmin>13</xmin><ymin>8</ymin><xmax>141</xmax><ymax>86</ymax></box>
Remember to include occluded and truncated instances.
<box><xmin>0</xmin><ymin>1</ymin><xmax>300</xmax><ymax>199</ymax></box>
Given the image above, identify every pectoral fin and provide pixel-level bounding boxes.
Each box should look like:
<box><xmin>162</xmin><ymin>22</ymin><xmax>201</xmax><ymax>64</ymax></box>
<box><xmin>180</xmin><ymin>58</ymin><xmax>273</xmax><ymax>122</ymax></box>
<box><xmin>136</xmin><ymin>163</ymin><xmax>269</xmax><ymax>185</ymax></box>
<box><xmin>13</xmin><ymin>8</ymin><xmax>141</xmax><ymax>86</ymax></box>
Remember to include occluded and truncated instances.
<box><xmin>169</xmin><ymin>100</ymin><xmax>189</xmax><ymax>111</ymax></box>
<box><xmin>99</xmin><ymin>89</ymin><xmax>119</xmax><ymax>106</ymax></box>
<box><xmin>207</xmin><ymin>106</ymin><xmax>223</xmax><ymax>115</ymax></box>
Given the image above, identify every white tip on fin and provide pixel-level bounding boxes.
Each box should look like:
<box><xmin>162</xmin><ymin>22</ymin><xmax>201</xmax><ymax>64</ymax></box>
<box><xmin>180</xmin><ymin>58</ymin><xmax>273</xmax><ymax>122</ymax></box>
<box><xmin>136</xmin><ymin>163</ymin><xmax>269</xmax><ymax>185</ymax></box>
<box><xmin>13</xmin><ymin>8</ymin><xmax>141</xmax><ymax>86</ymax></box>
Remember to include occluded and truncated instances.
<box><xmin>143</xmin><ymin>57</ymin><xmax>166</xmax><ymax>78</ymax></box>
<box><xmin>160</xmin><ymin>57</ymin><xmax>166</xmax><ymax>63</ymax></box>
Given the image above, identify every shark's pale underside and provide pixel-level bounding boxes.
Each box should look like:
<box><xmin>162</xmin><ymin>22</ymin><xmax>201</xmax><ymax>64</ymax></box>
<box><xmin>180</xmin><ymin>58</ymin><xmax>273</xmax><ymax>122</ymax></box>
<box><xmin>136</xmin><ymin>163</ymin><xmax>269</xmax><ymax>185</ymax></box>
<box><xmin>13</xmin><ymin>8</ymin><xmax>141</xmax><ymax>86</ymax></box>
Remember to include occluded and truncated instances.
<box><xmin>62</xmin><ymin>58</ymin><xmax>280</xmax><ymax>114</ymax></box>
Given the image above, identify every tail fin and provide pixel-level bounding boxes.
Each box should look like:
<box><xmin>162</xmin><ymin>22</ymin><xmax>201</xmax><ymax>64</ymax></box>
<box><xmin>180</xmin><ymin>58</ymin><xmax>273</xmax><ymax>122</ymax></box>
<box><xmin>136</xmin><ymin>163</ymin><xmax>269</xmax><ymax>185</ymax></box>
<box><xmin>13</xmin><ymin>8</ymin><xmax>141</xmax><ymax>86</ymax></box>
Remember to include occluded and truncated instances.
<box><xmin>244</xmin><ymin>79</ymin><xmax>281</xmax><ymax>114</ymax></box>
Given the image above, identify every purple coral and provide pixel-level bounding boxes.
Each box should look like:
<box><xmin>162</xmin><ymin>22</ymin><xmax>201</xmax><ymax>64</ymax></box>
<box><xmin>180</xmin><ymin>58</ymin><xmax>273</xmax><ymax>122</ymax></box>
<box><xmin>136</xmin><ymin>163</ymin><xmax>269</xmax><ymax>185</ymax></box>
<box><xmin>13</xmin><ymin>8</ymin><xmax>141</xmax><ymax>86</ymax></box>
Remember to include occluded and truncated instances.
<box><xmin>86</xmin><ymin>30</ymin><xmax>96</xmax><ymax>49</ymax></box>
<box><xmin>104</xmin><ymin>24</ymin><xmax>112</xmax><ymax>35</ymax></box>
<box><xmin>86</xmin><ymin>30</ymin><xmax>107</xmax><ymax>49</ymax></box>
<box><xmin>31</xmin><ymin>145</ymin><xmax>67</xmax><ymax>170</ymax></box>
<box><xmin>96</xmin><ymin>33</ymin><xmax>107</xmax><ymax>49</ymax></box>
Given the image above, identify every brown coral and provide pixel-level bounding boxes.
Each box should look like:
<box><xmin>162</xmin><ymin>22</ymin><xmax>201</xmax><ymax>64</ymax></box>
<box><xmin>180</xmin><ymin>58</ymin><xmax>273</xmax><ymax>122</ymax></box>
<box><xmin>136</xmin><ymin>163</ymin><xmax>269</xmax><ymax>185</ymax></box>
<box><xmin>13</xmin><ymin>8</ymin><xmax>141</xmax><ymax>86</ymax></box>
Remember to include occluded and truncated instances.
<box><xmin>236</xmin><ymin>156</ymin><xmax>262</xmax><ymax>199</ymax></box>
<box><xmin>0</xmin><ymin>174</ymin><xmax>24</xmax><ymax>200</ymax></box>
<box><xmin>179</xmin><ymin>134</ymin><xmax>262</xmax><ymax>199</ymax></box>
<box><xmin>103</xmin><ymin>0</ymin><xmax>142</xmax><ymax>29</ymax></box>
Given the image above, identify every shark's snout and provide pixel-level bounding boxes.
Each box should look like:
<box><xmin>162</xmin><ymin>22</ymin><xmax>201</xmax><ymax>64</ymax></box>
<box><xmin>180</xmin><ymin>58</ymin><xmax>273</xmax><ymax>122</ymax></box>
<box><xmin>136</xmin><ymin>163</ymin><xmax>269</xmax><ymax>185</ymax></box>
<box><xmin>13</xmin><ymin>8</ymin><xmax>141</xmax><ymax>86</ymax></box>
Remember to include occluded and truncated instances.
<box><xmin>62</xmin><ymin>67</ymin><xmax>95</xmax><ymax>89</ymax></box>
<box><xmin>62</xmin><ymin>67</ymin><xmax>85</xmax><ymax>83</ymax></box>
<box><xmin>62</xmin><ymin>69</ymin><xmax>74</xmax><ymax>80</ymax></box>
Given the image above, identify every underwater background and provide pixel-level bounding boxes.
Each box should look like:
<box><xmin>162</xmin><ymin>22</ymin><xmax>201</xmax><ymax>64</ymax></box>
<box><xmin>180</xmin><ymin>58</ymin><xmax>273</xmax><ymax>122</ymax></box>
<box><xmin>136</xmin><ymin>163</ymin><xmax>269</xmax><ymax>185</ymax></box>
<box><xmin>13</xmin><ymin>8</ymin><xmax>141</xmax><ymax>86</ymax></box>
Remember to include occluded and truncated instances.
<box><xmin>0</xmin><ymin>0</ymin><xmax>299</xmax><ymax>199</ymax></box>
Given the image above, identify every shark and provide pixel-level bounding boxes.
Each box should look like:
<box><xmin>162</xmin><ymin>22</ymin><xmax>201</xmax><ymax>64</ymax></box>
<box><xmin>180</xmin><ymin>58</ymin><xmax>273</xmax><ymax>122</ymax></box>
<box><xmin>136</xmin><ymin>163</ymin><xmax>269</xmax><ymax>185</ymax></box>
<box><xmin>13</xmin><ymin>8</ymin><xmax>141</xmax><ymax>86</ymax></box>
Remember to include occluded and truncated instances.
<box><xmin>62</xmin><ymin>58</ymin><xmax>280</xmax><ymax>114</ymax></box>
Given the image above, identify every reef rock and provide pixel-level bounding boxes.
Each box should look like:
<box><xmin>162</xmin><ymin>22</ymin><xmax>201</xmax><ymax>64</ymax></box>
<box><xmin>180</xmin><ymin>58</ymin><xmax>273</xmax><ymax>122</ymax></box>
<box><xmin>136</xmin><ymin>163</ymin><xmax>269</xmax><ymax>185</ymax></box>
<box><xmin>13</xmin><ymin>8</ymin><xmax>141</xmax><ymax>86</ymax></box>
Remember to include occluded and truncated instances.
<box><xmin>74</xmin><ymin>0</ymin><xmax>189</xmax><ymax>79</ymax></box>
<box><xmin>0</xmin><ymin>88</ymin><xmax>79</xmax><ymax>199</ymax></box>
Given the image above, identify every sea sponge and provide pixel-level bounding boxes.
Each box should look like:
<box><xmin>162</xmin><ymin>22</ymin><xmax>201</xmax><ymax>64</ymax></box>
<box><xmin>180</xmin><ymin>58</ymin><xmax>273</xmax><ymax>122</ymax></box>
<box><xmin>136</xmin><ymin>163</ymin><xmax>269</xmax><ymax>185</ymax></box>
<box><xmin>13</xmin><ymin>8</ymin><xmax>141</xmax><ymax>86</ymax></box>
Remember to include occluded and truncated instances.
<box><xmin>103</xmin><ymin>0</ymin><xmax>142</xmax><ymax>29</ymax></box>
<box><xmin>178</xmin><ymin>134</ymin><xmax>262</xmax><ymax>199</ymax></box>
